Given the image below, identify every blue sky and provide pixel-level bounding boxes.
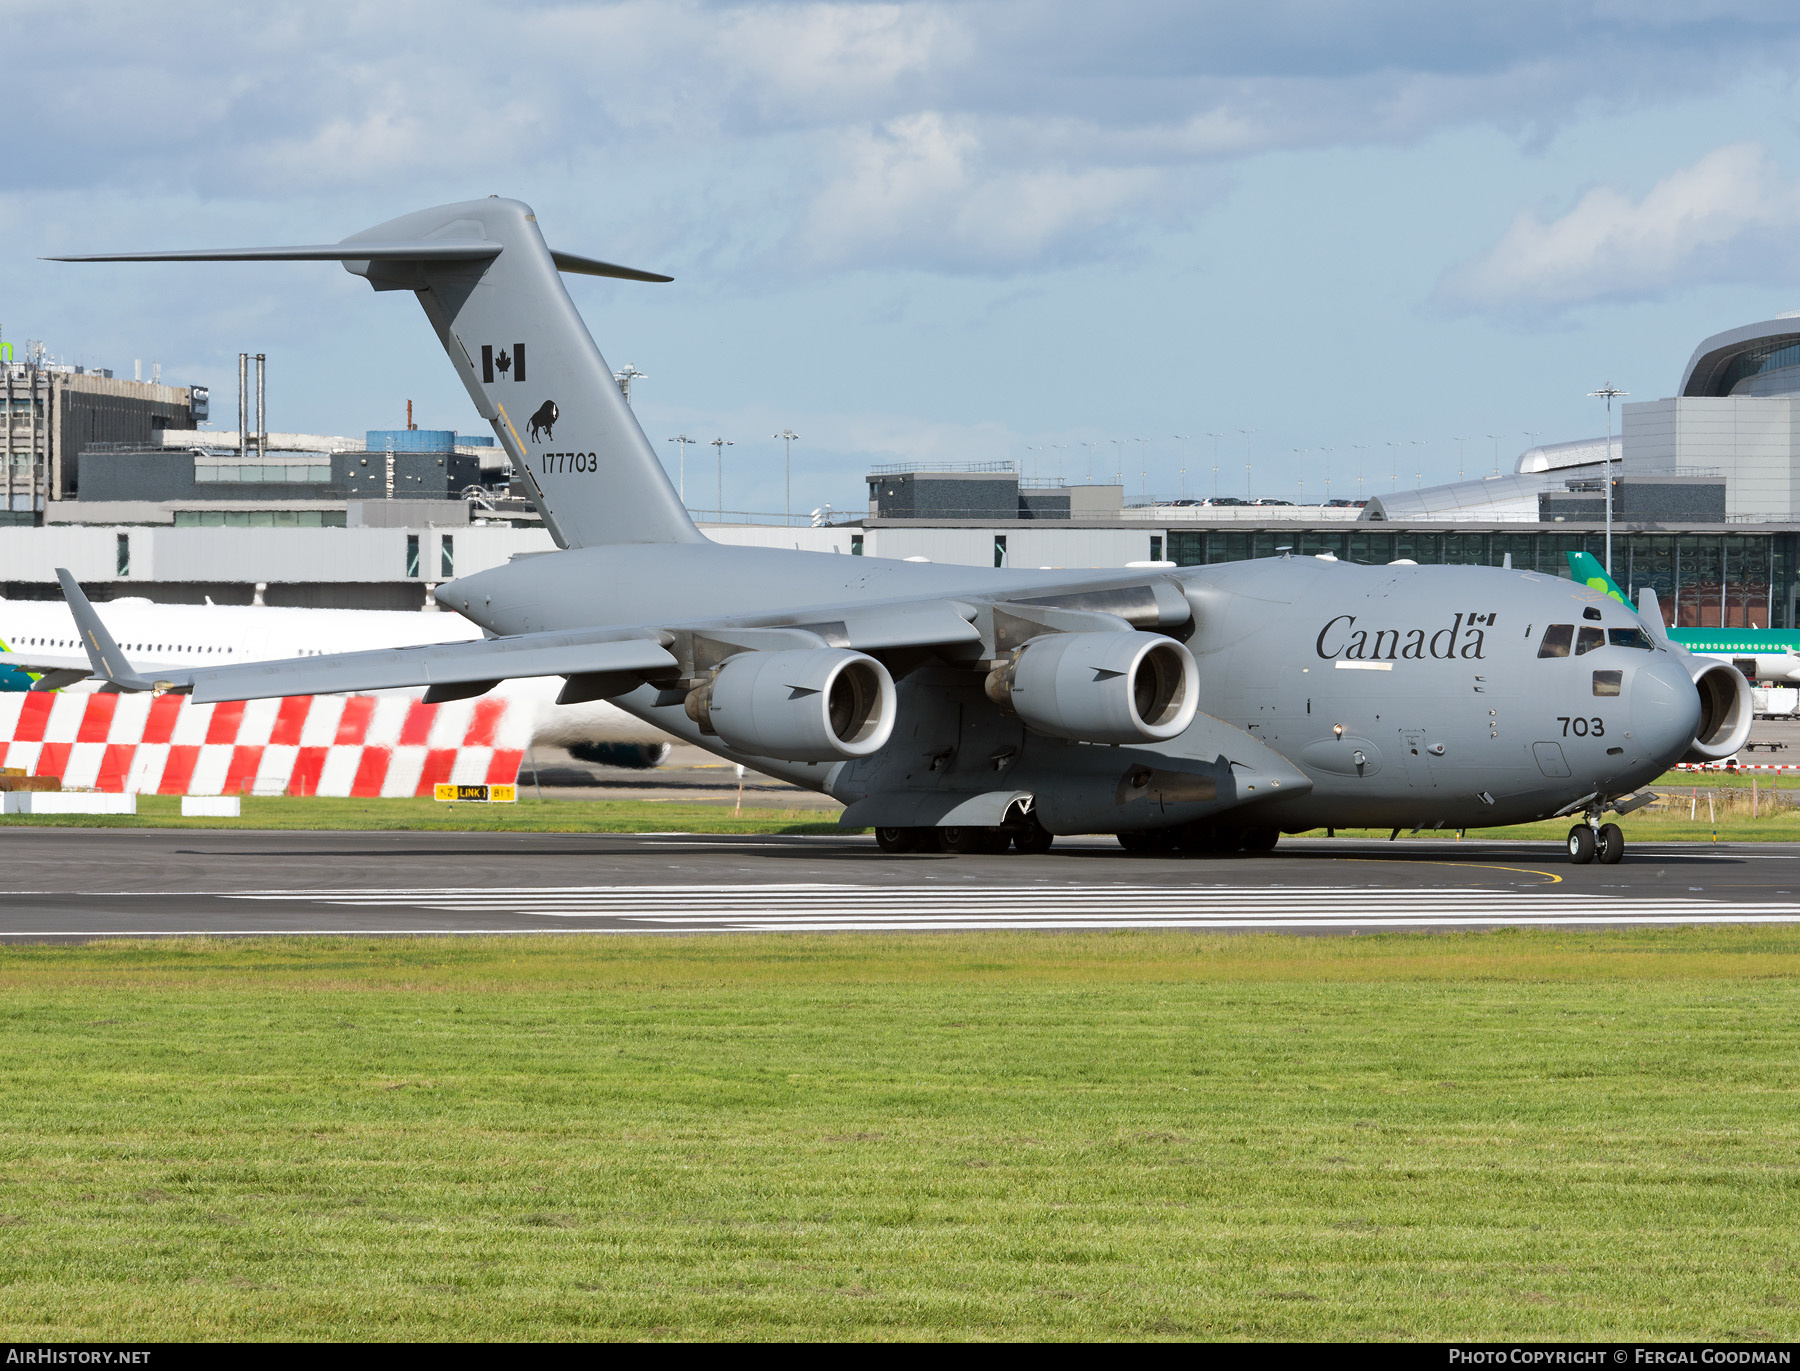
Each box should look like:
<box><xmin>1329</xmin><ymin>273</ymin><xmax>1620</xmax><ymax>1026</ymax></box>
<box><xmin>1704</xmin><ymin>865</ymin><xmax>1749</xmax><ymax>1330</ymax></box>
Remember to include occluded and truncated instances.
<box><xmin>7</xmin><ymin>2</ymin><xmax>1800</xmax><ymax>515</ymax></box>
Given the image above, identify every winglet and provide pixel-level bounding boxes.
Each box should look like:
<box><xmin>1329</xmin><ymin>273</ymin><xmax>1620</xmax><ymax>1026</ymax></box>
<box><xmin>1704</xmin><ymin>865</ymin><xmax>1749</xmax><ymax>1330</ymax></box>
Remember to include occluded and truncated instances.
<box><xmin>1634</xmin><ymin>586</ymin><xmax>1674</xmax><ymax>648</ymax></box>
<box><xmin>55</xmin><ymin>569</ymin><xmax>160</xmax><ymax>692</ymax></box>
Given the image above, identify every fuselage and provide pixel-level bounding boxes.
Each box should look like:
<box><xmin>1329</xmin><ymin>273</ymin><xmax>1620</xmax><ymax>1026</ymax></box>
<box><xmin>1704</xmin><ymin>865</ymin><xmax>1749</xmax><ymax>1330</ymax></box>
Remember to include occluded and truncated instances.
<box><xmin>1668</xmin><ymin>628</ymin><xmax>1800</xmax><ymax>684</ymax></box>
<box><xmin>445</xmin><ymin>544</ymin><xmax>1703</xmax><ymax>833</ymax></box>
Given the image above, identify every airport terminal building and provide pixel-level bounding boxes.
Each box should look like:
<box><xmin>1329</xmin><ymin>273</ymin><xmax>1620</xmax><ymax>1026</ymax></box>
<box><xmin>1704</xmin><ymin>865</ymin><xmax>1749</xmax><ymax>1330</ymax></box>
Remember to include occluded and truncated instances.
<box><xmin>4</xmin><ymin>313</ymin><xmax>1800</xmax><ymax>627</ymax></box>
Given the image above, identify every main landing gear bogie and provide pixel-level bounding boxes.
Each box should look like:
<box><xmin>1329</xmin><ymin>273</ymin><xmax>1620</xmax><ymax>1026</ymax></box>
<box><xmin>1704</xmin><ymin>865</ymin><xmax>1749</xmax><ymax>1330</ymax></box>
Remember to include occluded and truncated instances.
<box><xmin>874</xmin><ymin>822</ymin><xmax>1055</xmax><ymax>856</ymax></box>
<box><xmin>1566</xmin><ymin>819</ymin><xmax>1625</xmax><ymax>865</ymax></box>
<box><xmin>1117</xmin><ymin>825</ymin><xmax>1281</xmax><ymax>857</ymax></box>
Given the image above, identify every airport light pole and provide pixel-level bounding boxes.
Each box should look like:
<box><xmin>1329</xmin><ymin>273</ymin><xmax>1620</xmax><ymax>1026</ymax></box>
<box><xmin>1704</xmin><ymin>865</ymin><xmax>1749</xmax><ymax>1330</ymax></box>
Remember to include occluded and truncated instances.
<box><xmin>1588</xmin><ymin>385</ymin><xmax>1629</xmax><ymax>575</ymax></box>
<box><xmin>1353</xmin><ymin>444</ymin><xmax>1368</xmax><ymax>499</ymax></box>
<box><xmin>1109</xmin><ymin>438</ymin><xmax>1128</xmax><ymax>488</ymax></box>
<box><xmin>1452</xmin><ymin>436</ymin><xmax>1469</xmax><ymax>482</ymax></box>
<box><xmin>1081</xmin><ymin>441</ymin><xmax>1099</xmax><ymax>482</ymax></box>
<box><xmin>1135</xmin><ymin>437</ymin><xmax>1151</xmax><ymax>503</ymax></box>
<box><xmin>773</xmin><ymin>429</ymin><xmax>800</xmax><ymax>524</ymax></box>
<box><xmin>1206</xmin><ymin>432</ymin><xmax>1223</xmax><ymax>499</ymax></box>
<box><xmin>710</xmin><ymin>437</ymin><xmax>732</xmax><ymax>520</ymax></box>
<box><xmin>1386</xmin><ymin>441</ymin><xmax>1401</xmax><ymax>493</ymax></box>
<box><xmin>1488</xmin><ymin>433</ymin><xmax>1505</xmax><ymax>476</ymax></box>
<box><xmin>1320</xmin><ymin>447</ymin><xmax>1333</xmax><ymax>502</ymax></box>
<box><xmin>1240</xmin><ymin>429</ymin><xmax>1256</xmax><ymax>500</ymax></box>
<box><xmin>666</xmin><ymin>434</ymin><xmax>696</xmax><ymax>503</ymax></box>
<box><xmin>614</xmin><ymin>364</ymin><xmax>646</xmax><ymax>402</ymax></box>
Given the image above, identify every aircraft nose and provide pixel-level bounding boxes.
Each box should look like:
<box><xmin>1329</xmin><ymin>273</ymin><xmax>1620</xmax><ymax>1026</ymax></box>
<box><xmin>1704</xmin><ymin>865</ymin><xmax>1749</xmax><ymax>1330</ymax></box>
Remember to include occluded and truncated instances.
<box><xmin>1631</xmin><ymin>650</ymin><xmax>1701</xmax><ymax>768</ymax></box>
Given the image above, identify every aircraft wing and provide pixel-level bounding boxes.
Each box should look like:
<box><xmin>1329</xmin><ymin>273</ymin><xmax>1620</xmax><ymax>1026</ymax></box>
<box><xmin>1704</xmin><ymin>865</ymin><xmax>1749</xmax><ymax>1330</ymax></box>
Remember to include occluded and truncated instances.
<box><xmin>52</xmin><ymin>567</ymin><xmax>1178</xmax><ymax>705</ymax></box>
<box><xmin>52</xmin><ymin>566</ymin><xmax>678</xmax><ymax>703</ymax></box>
<box><xmin>171</xmin><ymin>630</ymin><xmax>677</xmax><ymax>704</ymax></box>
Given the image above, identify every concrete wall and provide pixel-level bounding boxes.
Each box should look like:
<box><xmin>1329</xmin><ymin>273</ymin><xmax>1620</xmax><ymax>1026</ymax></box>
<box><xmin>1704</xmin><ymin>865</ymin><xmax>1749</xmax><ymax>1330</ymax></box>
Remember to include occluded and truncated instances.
<box><xmin>860</xmin><ymin>526</ymin><xmax>1156</xmax><ymax>568</ymax></box>
<box><xmin>1623</xmin><ymin>396</ymin><xmax>1800</xmax><ymax>520</ymax></box>
<box><xmin>868</xmin><ymin>472</ymin><xmax>1020</xmax><ymax>520</ymax></box>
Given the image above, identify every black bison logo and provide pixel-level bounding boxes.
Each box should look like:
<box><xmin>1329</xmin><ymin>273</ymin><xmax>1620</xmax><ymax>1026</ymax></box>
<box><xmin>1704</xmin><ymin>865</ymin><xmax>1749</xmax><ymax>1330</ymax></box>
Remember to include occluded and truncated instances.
<box><xmin>527</xmin><ymin>399</ymin><xmax>559</xmax><ymax>442</ymax></box>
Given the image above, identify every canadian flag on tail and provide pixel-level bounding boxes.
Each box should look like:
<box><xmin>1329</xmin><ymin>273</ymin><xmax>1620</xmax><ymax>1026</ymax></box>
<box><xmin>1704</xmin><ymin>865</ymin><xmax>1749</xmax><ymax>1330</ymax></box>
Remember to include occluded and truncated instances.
<box><xmin>0</xmin><ymin>692</ymin><xmax>530</xmax><ymax>797</ymax></box>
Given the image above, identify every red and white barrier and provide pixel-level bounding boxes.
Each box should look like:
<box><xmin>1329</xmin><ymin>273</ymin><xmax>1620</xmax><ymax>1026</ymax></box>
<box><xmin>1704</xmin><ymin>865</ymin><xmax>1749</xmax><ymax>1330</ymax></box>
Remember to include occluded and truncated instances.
<box><xmin>1673</xmin><ymin>761</ymin><xmax>1798</xmax><ymax>772</ymax></box>
<box><xmin>0</xmin><ymin>692</ymin><xmax>529</xmax><ymax>797</ymax></box>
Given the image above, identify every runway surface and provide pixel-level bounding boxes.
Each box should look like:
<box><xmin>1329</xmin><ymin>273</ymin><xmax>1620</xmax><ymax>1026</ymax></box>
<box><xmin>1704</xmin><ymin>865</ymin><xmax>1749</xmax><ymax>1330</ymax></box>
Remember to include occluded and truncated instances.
<box><xmin>5</xmin><ymin>827</ymin><xmax>1800</xmax><ymax>939</ymax></box>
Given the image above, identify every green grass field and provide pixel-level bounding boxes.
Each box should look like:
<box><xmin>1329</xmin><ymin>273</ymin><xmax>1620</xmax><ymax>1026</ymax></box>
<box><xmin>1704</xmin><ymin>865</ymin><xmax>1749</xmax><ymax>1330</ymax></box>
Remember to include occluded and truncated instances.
<box><xmin>2</xmin><ymin>929</ymin><xmax>1798</xmax><ymax>1340</ymax></box>
<box><xmin>7</xmin><ymin>789</ymin><xmax>1800</xmax><ymax>844</ymax></box>
<box><xmin>0</xmin><ymin>794</ymin><xmax>848</xmax><ymax>834</ymax></box>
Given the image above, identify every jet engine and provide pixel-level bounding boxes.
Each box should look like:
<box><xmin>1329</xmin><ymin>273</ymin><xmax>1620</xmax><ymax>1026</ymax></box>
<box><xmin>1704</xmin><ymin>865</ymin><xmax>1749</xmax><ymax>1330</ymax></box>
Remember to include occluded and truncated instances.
<box><xmin>687</xmin><ymin>648</ymin><xmax>896</xmax><ymax>762</ymax></box>
<box><xmin>984</xmin><ymin>631</ymin><xmax>1198</xmax><ymax>745</ymax></box>
<box><xmin>1681</xmin><ymin>658</ymin><xmax>1754</xmax><ymax>763</ymax></box>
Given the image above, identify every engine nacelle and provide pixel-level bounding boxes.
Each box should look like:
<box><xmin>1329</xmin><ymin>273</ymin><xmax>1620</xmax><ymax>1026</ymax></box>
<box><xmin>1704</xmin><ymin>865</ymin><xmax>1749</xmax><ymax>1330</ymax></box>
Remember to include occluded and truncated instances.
<box><xmin>985</xmin><ymin>630</ymin><xmax>1198</xmax><ymax>744</ymax></box>
<box><xmin>1681</xmin><ymin>658</ymin><xmax>1754</xmax><ymax>763</ymax></box>
<box><xmin>688</xmin><ymin>648</ymin><xmax>896</xmax><ymax>762</ymax></box>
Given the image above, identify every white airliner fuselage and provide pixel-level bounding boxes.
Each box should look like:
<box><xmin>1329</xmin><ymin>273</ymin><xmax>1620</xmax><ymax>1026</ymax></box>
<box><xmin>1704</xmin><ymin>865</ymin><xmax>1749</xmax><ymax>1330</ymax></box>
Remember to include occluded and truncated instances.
<box><xmin>0</xmin><ymin>596</ymin><xmax>669</xmax><ymax>751</ymax></box>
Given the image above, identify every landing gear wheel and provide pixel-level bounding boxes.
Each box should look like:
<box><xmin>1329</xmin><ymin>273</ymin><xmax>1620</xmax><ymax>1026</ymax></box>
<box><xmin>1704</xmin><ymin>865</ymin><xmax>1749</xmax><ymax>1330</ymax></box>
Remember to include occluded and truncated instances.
<box><xmin>875</xmin><ymin>826</ymin><xmax>919</xmax><ymax>854</ymax></box>
<box><xmin>1596</xmin><ymin>822</ymin><xmax>1624</xmax><ymax>865</ymax></box>
<box><xmin>940</xmin><ymin>826</ymin><xmax>990</xmax><ymax>855</ymax></box>
<box><xmin>1240</xmin><ymin>827</ymin><xmax>1280</xmax><ymax>853</ymax></box>
<box><xmin>1567</xmin><ymin>824</ymin><xmax>1596</xmax><ymax>865</ymax></box>
<box><xmin>1012</xmin><ymin>822</ymin><xmax>1055</xmax><ymax>855</ymax></box>
<box><xmin>1116</xmin><ymin>827</ymin><xmax>1173</xmax><ymax>849</ymax></box>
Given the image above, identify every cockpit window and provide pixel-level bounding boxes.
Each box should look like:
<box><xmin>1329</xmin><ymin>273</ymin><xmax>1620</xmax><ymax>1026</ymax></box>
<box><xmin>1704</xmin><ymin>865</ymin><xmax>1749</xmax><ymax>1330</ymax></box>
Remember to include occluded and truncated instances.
<box><xmin>1538</xmin><ymin>624</ymin><xmax>1573</xmax><ymax>658</ymax></box>
<box><xmin>1593</xmin><ymin>670</ymin><xmax>1622</xmax><ymax>697</ymax></box>
<box><xmin>1608</xmin><ymin>627</ymin><xmax>1653</xmax><ymax>650</ymax></box>
<box><xmin>1575</xmin><ymin>626</ymin><xmax>1605</xmax><ymax>655</ymax></box>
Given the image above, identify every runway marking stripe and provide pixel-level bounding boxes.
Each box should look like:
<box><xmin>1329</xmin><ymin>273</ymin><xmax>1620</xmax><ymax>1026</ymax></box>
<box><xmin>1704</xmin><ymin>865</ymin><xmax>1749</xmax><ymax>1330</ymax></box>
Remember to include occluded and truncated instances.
<box><xmin>14</xmin><ymin>914</ymin><xmax>1800</xmax><ymax>939</ymax></box>
<box><xmin>211</xmin><ymin>883</ymin><xmax>1799</xmax><ymax>930</ymax></box>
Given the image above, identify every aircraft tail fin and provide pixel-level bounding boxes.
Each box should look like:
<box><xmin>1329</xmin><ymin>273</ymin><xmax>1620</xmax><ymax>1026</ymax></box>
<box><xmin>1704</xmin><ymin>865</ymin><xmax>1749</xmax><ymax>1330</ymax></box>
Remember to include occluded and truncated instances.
<box><xmin>52</xmin><ymin>198</ymin><xmax>698</xmax><ymax>551</ymax></box>
<box><xmin>1566</xmin><ymin>551</ymin><xmax>1636</xmax><ymax>611</ymax></box>
<box><xmin>1566</xmin><ymin>551</ymin><xmax>1679</xmax><ymax>646</ymax></box>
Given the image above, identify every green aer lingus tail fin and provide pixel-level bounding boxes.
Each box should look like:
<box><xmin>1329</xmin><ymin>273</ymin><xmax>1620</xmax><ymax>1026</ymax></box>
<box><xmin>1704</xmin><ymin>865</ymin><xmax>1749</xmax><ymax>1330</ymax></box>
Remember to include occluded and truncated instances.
<box><xmin>1566</xmin><ymin>551</ymin><xmax>1636</xmax><ymax>612</ymax></box>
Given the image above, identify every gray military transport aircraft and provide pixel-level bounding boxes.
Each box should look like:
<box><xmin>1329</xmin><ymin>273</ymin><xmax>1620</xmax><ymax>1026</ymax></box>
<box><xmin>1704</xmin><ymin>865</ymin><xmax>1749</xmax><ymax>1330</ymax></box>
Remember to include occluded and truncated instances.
<box><xmin>45</xmin><ymin>197</ymin><xmax>1752</xmax><ymax>864</ymax></box>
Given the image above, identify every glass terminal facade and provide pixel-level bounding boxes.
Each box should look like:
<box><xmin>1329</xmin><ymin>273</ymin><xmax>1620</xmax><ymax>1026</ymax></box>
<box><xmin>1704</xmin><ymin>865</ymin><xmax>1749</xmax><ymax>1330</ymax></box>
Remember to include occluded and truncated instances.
<box><xmin>1165</xmin><ymin>528</ymin><xmax>1799</xmax><ymax>629</ymax></box>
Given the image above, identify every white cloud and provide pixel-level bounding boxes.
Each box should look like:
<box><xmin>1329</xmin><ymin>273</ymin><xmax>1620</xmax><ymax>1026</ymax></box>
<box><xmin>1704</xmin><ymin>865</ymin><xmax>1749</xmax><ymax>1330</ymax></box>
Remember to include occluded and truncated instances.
<box><xmin>802</xmin><ymin>112</ymin><xmax>1161</xmax><ymax>270</ymax></box>
<box><xmin>1438</xmin><ymin>143</ymin><xmax>1800</xmax><ymax>314</ymax></box>
<box><xmin>11</xmin><ymin>2</ymin><xmax>1800</xmax><ymax>278</ymax></box>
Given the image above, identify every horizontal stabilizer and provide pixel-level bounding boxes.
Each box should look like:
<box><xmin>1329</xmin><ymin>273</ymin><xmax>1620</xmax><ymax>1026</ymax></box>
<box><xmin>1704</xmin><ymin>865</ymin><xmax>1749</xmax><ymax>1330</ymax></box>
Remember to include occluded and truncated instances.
<box><xmin>48</xmin><ymin>241</ymin><xmax>502</xmax><ymax>265</ymax></box>
<box><xmin>51</xmin><ymin>242</ymin><xmax>671</xmax><ymax>282</ymax></box>
<box><xmin>549</xmin><ymin>249</ymin><xmax>673</xmax><ymax>283</ymax></box>
<box><xmin>53</xmin><ymin>196</ymin><xmax>686</xmax><ymax>547</ymax></box>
